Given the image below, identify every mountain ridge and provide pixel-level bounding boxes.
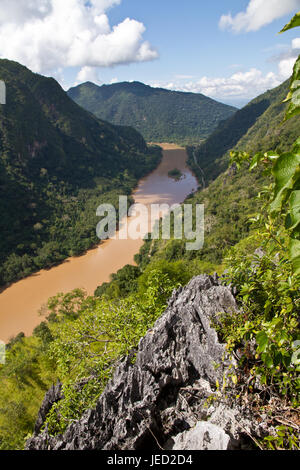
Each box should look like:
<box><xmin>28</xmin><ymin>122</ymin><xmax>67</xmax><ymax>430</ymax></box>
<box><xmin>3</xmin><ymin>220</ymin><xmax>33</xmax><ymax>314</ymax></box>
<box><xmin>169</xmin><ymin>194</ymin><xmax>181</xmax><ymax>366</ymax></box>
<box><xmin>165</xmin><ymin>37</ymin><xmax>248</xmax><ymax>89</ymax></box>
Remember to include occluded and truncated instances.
<box><xmin>67</xmin><ymin>80</ymin><xmax>237</xmax><ymax>144</ymax></box>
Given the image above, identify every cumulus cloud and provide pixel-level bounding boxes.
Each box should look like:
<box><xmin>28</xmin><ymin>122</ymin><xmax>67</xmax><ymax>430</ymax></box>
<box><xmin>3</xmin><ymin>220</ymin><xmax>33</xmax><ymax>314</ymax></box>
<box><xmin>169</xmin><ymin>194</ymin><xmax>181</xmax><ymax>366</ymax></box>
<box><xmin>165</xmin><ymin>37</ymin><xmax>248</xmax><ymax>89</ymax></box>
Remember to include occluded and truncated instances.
<box><xmin>278</xmin><ymin>58</ymin><xmax>296</xmax><ymax>78</ymax></box>
<box><xmin>75</xmin><ymin>66</ymin><xmax>102</xmax><ymax>85</ymax></box>
<box><xmin>153</xmin><ymin>69</ymin><xmax>281</xmax><ymax>103</ymax></box>
<box><xmin>0</xmin><ymin>0</ymin><xmax>158</xmax><ymax>74</ymax></box>
<box><xmin>151</xmin><ymin>33</ymin><xmax>300</xmax><ymax>105</ymax></box>
<box><xmin>219</xmin><ymin>0</ymin><xmax>300</xmax><ymax>33</ymax></box>
<box><xmin>274</xmin><ymin>37</ymin><xmax>300</xmax><ymax>79</ymax></box>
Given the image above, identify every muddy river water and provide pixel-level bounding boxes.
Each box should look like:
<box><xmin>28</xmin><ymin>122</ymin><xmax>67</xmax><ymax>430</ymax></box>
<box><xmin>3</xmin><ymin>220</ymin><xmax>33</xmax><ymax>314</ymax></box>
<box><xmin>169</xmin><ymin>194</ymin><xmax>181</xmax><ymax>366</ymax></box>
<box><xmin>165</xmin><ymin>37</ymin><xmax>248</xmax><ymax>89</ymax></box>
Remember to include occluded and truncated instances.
<box><xmin>0</xmin><ymin>144</ymin><xmax>198</xmax><ymax>342</ymax></box>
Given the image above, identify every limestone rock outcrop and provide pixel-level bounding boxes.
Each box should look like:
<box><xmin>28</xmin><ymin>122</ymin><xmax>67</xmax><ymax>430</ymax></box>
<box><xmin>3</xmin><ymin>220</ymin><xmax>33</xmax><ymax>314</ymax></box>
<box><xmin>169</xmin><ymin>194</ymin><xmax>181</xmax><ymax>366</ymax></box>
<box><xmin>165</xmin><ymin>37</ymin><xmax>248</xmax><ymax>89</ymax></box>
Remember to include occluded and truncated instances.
<box><xmin>26</xmin><ymin>275</ymin><xmax>260</xmax><ymax>451</ymax></box>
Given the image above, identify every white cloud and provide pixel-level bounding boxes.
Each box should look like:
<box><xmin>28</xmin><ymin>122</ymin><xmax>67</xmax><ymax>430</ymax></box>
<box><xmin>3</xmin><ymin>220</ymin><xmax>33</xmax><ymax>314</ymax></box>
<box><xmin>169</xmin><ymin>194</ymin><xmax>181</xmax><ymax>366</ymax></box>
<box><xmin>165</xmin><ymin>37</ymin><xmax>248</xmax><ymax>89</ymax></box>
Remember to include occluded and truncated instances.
<box><xmin>219</xmin><ymin>0</ymin><xmax>300</xmax><ymax>33</ymax></box>
<box><xmin>75</xmin><ymin>66</ymin><xmax>102</xmax><ymax>85</ymax></box>
<box><xmin>292</xmin><ymin>37</ymin><xmax>300</xmax><ymax>49</ymax></box>
<box><xmin>152</xmin><ymin>69</ymin><xmax>282</xmax><ymax>102</ymax></box>
<box><xmin>151</xmin><ymin>34</ymin><xmax>300</xmax><ymax>105</ymax></box>
<box><xmin>0</xmin><ymin>0</ymin><xmax>158</xmax><ymax>75</ymax></box>
<box><xmin>276</xmin><ymin>37</ymin><xmax>300</xmax><ymax>79</ymax></box>
<box><xmin>278</xmin><ymin>57</ymin><xmax>296</xmax><ymax>78</ymax></box>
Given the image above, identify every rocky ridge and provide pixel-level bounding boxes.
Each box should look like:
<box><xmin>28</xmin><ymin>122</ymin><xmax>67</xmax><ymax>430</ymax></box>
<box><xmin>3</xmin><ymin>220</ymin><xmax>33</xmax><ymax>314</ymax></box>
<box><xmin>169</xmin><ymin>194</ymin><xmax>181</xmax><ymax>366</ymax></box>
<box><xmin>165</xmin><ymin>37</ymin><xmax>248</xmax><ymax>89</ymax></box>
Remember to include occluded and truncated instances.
<box><xmin>26</xmin><ymin>275</ymin><xmax>269</xmax><ymax>451</ymax></box>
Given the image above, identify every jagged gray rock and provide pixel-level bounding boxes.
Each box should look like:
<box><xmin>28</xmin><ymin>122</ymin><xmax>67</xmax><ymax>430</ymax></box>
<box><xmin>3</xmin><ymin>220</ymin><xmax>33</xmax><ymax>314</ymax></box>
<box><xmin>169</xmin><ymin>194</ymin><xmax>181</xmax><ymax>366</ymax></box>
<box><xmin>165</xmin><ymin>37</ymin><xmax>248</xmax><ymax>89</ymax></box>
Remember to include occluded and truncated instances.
<box><xmin>34</xmin><ymin>381</ymin><xmax>62</xmax><ymax>435</ymax></box>
<box><xmin>26</xmin><ymin>275</ymin><xmax>256</xmax><ymax>451</ymax></box>
<box><xmin>169</xmin><ymin>422</ymin><xmax>231</xmax><ymax>450</ymax></box>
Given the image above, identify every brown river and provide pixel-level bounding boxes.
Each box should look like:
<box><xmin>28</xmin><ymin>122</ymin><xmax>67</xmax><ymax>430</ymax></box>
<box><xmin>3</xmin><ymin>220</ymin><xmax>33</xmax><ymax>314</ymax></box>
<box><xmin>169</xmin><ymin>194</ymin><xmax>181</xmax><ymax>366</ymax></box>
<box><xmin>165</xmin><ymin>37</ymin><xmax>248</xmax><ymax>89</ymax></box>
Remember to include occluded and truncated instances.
<box><xmin>0</xmin><ymin>144</ymin><xmax>198</xmax><ymax>342</ymax></box>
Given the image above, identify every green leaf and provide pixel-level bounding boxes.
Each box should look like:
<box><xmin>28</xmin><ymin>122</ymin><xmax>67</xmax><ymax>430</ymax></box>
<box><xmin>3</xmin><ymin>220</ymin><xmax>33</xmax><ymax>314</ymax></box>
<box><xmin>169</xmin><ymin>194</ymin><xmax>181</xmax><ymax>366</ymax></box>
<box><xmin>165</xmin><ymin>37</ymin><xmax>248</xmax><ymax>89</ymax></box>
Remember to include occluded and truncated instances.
<box><xmin>270</xmin><ymin>152</ymin><xmax>300</xmax><ymax>213</ymax></box>
<box><xmin>231</xmin><ymin>374</ymin><xmax>238</xmax><ymax>385</ymax></box>
<box><xmin>293</xmin><ymin>137</ymin><xmax>300</xmax><ymax>151</ymax></box>
<box><xmin>283</xmin><ymin>90</ymin><xmax>292</xmax><ymax>103</ymax></box>
<box><xmin>264</xmin><ymin>299</ymin><xmax>272</xmax><ymax>315</ymax></box>
<box><xmin>289</xmin><ymin>238</ymin><xmax>300</xmax><ymax>276</ymax></box>
<box><xmin>256</xmin><ymin>331</ymin><xmax>268</xmax><ymax>353</ymax></box>
<box><xmin>264</xmin><ymin>151</ymin><xmax>280</xmax><ymax>162</ymax></box>
<box><xmin>284</xmin><ymin>56</ymin><xmax>300</xmax><ymax>121</ymax></box>
<box><xmin>282</xmin><ymin>355</ymin><xmax>291</xmax><ymax>368</ymax></box>
<box><xmin>249</xmin><ymin>152</ymin><xmax>279</xmax><ymax>171</ymax></box>
<box><xmin>288</xmin><ymin>190</ymin><xmax>300</xmax><ymax>231</ymax></box>
<box><xmin>249</xmin><ymin>153</ymin><xmax>263</xmax><ymax>171</ymax></box>
<box><xmin>291</xmin><ymin>341</ymin><xmax>300</xmax><ymax>366</ymax></box>
<box><xmin>280</xmin><ymin>12</ymin><xmax>300</xmax><ymax>33</ymax></box>
<box><xmin>263</xmin><ymin>353</ymin><xmax>274</xmax><ymax>368</ymax></box>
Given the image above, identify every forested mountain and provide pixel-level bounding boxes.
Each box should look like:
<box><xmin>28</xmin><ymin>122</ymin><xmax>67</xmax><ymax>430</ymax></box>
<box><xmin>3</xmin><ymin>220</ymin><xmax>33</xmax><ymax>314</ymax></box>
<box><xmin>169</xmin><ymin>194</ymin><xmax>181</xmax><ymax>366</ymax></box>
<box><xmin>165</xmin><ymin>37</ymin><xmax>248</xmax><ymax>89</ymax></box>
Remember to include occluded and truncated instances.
<box><xmin>0</xmin><ymin>60</ymin><xmax>161</xmax><ymax>286</ymax></box>
<box><xmin>187</xmin><ymin>79</ymin><xmax>299</xmax><ymax>185</ymax></box>
<box><xmin>67</xmin><ymin>81</ymin><xmax>237</xmax><ymax>144</ymax></box>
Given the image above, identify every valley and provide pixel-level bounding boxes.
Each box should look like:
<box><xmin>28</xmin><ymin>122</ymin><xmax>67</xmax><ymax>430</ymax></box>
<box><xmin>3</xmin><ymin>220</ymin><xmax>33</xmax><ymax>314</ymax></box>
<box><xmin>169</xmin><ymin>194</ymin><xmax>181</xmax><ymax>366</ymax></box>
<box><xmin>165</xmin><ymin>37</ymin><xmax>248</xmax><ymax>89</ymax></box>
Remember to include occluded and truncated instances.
<box><xmin>0</xmin><ymin>144</ymin><xmax>197</xmax><ymax>342</ymax></box>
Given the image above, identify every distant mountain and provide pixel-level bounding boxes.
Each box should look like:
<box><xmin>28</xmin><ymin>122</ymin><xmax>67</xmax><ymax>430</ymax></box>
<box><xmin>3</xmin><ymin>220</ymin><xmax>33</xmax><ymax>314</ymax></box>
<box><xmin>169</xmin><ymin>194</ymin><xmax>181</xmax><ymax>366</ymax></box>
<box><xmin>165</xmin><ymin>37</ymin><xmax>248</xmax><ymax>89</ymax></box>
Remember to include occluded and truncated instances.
<box><xmin>0</xmin><ymin>60</ymin><xmax>160</xmax><ymax>285</ymax></box>
<box><xmin>187</xmin><ymin>79</ymin><xmax>300</xmax><ymax>185</ymax></box>
<box><xmin>67</xmin><ymin>81</ymin><xmax>237</xmax><ymax>144</ymax></box>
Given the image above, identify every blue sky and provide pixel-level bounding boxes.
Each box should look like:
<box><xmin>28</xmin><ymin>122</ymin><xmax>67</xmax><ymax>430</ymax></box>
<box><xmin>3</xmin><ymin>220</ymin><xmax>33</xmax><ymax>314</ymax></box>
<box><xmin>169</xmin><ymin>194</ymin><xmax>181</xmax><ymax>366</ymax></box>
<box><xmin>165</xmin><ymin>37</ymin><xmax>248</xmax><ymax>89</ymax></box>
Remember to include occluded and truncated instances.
<box><xmin>0</xmin><ymin>0</ymin><xmax>300</xmax><ymax>107</ymax></box>
<box><xmin>93</xmin><ymin>0</ymin><xmax>300</xmax><ymax>105</ymax></box>
<box><xmin>107</xmin><ymin>0</ymin><xmax>295</xmax><ymax>77</ymax></box>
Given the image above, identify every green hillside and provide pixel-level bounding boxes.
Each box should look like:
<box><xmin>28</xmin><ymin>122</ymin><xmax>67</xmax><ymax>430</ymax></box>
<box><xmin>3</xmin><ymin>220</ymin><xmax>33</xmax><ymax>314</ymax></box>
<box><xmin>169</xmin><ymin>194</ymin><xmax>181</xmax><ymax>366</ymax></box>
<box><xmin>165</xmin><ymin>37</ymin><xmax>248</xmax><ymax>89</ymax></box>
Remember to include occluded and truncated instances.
<box><xmin>67</xmin><ymin>81</ymin><xmax>237</xmax><ymax>144</ymax></box>
<box><xmin>0</xmin><ymin>60</ymin><xmax>161</xmax><ymax>286</ymax></box>
<box><xmin>187</xmin><ymin>79</ymin><xmax>300</xmax><ymax>185</ymax></box>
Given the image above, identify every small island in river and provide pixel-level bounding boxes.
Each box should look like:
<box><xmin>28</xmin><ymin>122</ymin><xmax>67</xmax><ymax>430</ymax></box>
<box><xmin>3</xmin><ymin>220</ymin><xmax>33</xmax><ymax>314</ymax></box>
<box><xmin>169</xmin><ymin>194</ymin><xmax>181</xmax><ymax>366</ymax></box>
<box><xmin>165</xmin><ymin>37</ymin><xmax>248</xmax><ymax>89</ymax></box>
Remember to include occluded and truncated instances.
<box><xmin>168</xmin><ymin>168</ymin><xmax>183</xmax><ymax>181</ymax></box>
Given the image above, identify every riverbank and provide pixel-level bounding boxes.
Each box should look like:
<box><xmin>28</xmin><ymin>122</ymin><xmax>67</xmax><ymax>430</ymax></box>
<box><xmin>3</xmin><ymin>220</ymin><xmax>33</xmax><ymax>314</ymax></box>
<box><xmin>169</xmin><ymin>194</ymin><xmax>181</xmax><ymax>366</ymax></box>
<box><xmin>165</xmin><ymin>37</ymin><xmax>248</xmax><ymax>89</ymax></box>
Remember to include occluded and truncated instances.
<box><xmin>0</xmin><ymin>145</ymin><xmax>198</xmax><ymax>342</ymax></box>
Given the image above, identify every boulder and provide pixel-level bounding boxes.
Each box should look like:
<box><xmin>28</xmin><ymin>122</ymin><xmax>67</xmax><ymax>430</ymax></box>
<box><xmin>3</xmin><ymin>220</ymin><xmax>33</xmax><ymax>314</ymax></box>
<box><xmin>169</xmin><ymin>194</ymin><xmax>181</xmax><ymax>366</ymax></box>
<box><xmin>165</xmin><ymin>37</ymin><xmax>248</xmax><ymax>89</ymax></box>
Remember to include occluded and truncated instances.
<box><xmin>169</xmin><ymin>422</ymin><xmax>231</xmax><ymax>450</ymax></box>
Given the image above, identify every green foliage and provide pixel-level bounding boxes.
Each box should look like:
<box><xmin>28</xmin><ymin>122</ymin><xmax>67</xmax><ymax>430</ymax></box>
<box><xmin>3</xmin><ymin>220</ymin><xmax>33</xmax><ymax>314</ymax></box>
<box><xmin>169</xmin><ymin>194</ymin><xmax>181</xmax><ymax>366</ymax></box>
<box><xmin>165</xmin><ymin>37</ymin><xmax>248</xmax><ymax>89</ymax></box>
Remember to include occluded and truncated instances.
<box><xmin>270</xmin><ymin>150</ymin><xmax>300</xmax><ymax>212</ymax></box>
<box><xmin>95</xmin><ymin>264</ymin><xmax>141</xmax><ymax>299</ymax></box>
<box><xmin>271</xmin><ymin>150</ymin><xmax>300</xmax><ymax>274</ymax></box>
<box><xmin>284</xmin><ymin>61</ymin><xmax>300</xmax><ymax>120</ymax></box>
<box><xmin>280</xmin><ymin>12</ymin><xmax>300</xmax><ymax>33</ymax></box>
<box><xmin>229</xmin><ymin>130</ymin><xmax>300</xmax><ymax>275</ymax></box>
<box><xmin>280</xmin><ymin>13</ymin><xmax>300</xmax><ymax>119</ymax></box>
<box><xmin>262</xmin><ymin>425</ymin><xmax>299</xmax><ymax>450</ymax></box>
<box><xmin>223</xmin><ymin>21</ymin><xmax>300</xmax><ymax>407</ymax></box>
<box><xmin>0</xmin><ymin>334</ymin><xmax>56</xmax><ymax>450</ymax></box>
<box><xmin>68</xmin><ymin>81</ymin><xmax>236</xmax><ymax>145</ymax></box>
<box><xmin>223</xmin><ymin>176</ymin><xmax>299</xmax><ymax>402</ymax></box>
<box><xmin>281</xmin><ymin>20</ymin><xmax>300</xmax><ymax>120</ymax></box>
<box><xmin>217</xmin><ymin>226</ymin><xmax>300</xmax><ymax>403</ymax></box>
<box><xmin>137</xmin><ymin>260</ymin><xmax>190</xmax><ymax>297</ymax></box>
